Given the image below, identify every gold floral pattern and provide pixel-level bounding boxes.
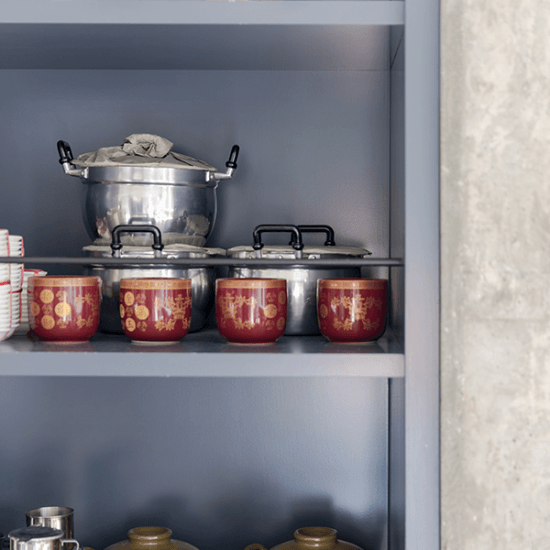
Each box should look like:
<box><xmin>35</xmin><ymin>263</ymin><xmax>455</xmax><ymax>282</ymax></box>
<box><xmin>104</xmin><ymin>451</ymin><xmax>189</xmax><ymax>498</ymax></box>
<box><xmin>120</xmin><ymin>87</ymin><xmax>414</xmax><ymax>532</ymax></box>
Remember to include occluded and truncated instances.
<box><xmin>218</xmin><ymin>294</ymin><xmax>258</xmax><ymax>329</ymax></box>
<box><xmin>40</xmin><ymin>289</ymin><xmax>54</xmax><ymax>304</ymax></box>
<box><xmin>121</xmin><ymin>290</ymin><xmax>191</xmax><ymax>334</ymax></box>
<box><xmin>135</xmin><ymin>305</ymin><xmax>150</xmax><ymax>320</ymax></box>
<box><xmin>76</xmin><ymin>315</ymin><xmax>96</xmax><ymax>328</ymax></box>
<box><xmin>41</xmin><ymin>315</ymin><xmax>55</xmax><ymax>330</ymax></box>
<box><xmin>263</xmin><ymin>304</ymin><xmax>278</xmax><ymax>319</ymax></box>
<box><xmin>54</xmin><ymin>302</ymin><xmax>71</xmax><ymax>318</ymax></box>
<box><xmin>330</xmin><ymin>295</ymin><xmax>383</xmax><ymax>331</ymax></box>
<box><xmin>124</xmin><ymin>292</ymin><xmax>135</xmax><ymax>306</ymax></box>
<box><xmin>74</xmin><ymin>293</ymin><xmax>100</xmax><ymax>318</ymax></box>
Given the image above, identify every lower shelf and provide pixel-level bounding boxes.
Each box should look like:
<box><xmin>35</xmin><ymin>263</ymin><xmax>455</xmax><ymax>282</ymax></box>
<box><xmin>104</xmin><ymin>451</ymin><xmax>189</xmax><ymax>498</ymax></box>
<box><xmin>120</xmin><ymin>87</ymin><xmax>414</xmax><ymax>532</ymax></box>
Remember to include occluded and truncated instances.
<box><xmin>0</xmin><ymin>328</ymin><xmax>404</xmax><ymax>377</ymax></box>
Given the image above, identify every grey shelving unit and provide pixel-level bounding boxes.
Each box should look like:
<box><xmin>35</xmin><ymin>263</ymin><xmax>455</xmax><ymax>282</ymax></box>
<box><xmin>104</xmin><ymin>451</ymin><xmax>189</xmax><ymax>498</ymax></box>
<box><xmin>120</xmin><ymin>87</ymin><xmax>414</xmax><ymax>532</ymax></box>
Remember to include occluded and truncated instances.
<box><xmin>0</xmin><ymin>2</ymin><xmax>439</xmax><ymax>550</ymax></box>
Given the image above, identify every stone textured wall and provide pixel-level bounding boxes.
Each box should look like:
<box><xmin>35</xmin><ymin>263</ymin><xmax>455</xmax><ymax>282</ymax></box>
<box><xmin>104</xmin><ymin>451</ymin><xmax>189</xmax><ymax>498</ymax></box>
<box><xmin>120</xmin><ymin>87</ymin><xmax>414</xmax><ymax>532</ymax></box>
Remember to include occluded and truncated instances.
<box><xmin>441</xmin><ymin>1</ymin><xmax>550</xmax><ymax>549</ymax></box>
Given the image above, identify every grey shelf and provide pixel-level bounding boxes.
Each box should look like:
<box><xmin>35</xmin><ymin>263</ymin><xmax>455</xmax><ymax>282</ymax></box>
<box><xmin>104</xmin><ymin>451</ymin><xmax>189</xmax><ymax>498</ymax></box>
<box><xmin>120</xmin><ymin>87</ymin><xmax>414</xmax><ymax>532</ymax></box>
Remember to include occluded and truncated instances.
<box><xmin>1</xmin><ymin>1</ymin><xmax>404</xmax><ymax>25</ymax></box>
<box><xmin>0</xmin><ymin>256</ymin><xmax>403</xmax><ymax>267</ymax></box>
<box><xmin>0</xmin><ymin>1</ymin><xmax>404</xmax><ymax>71</ymax></box>
<box><xmin>0</xmin><ymin>328</ymin><xmax>404</xmax><ymax>377</ymax></box>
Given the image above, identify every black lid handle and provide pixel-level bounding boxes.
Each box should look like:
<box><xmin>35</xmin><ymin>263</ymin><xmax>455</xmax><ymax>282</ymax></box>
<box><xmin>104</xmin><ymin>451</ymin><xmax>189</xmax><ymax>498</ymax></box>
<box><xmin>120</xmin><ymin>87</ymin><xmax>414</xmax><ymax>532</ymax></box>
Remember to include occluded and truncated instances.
<box><xmin>110</xmin><ymin>224</ymin><xmax>164</xmax><ymax>257</ymax></box>
<box><xmin>289</xmin><ymin>225</ymin><xmax>336</xmax><ymax>247</ymax></box>
<box><xmin>253</xmin><ymin>224</ymin><xmax>303</xmax><ymax>252</ymax></box>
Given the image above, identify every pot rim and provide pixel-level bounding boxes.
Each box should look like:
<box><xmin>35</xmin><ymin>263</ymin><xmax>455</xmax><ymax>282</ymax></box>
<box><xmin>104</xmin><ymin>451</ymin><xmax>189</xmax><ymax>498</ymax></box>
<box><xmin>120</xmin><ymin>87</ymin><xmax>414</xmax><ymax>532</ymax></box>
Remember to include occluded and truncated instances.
<box><xmin>79</xmin><ymin>165</ymin><xmax>219</xmax><ymax>187</ymax></box>
<box><xmin>82</xmin><ymin>243</ymin><xmax>226</xmax><ymax>260</ymax></box>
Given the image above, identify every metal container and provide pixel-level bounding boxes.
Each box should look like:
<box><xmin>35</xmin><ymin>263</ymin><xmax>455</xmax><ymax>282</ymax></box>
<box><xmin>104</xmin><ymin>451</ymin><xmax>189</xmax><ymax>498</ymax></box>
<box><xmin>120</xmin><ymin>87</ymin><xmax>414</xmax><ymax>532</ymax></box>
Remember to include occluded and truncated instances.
<box><xmin>8</xmin><ymin>527</ymin><xmax>79</xmax><ymax>550</ymax></box>
<box><xmin>82</xmin><ymin>225</ymin><xmax>224</xmax><ymax>334</ymax></box>
<box><xmin>58</xmin><ymin>140</ymin><xmax>239</xmax><ymax>246</ymax></box>
<box><xmin>25</xmin><ymin>508</ymin><xmax>73</xmax><ymax>539</ymax></box>
<box><xmin>226</xmin><ymin>225</ymin><xmax>371</xmax><ymax>335</ymax></box>
<box><xmin>25</xmin><ymin>508</ymin><xmax>74</xmax><ymax>550</ymax></box>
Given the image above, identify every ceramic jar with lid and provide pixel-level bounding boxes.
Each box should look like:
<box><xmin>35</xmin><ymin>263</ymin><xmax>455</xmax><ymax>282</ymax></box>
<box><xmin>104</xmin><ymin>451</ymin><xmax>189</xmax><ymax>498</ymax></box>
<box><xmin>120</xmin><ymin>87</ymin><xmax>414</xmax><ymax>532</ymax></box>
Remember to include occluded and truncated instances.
<box><xmin>245</xmin><ymin>527</ymin><xmax>364</xmax><ymax>550</ymax></box>
<box><xmin>103</xmin><ymin>527</ymin><xmax>199</xmax><ymax>550</ymax></box>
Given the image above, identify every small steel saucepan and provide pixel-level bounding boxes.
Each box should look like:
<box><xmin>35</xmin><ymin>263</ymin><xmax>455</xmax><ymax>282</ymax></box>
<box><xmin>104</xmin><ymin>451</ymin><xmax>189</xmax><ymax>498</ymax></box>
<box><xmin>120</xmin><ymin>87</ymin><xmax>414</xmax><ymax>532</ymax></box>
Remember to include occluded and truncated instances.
<box><xmin>82</xmin><ymin>225</ymin><xmax>224</xmax><ymax>334</ymax></box>
<box><xmin>226</xmin><ymin>224</ymin><xmax>371</xmax><ymax>335</ymax></box>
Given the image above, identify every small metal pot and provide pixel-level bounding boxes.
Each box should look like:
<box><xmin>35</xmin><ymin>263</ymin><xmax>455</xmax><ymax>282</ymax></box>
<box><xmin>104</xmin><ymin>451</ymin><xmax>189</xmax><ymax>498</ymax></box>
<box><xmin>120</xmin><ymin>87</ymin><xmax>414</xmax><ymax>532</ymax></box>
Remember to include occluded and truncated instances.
<box><xmin>8</xmin><ymin>527</ymin><xmax>79</xmax><ymax>550</ymax></box>
<box><xmin>58</xmin><ymin>140</ymin><xmax>239</xmax><ymax>246</ymax></box>
<box><xmin>82</xmin><ymin>225</ymin><xmax>224</xmax><ymax>334</ymax></box>
<box><xmin>226</xmin><ymin>225</ymin><xmax>371</xmax><ymax>335</ymax></box>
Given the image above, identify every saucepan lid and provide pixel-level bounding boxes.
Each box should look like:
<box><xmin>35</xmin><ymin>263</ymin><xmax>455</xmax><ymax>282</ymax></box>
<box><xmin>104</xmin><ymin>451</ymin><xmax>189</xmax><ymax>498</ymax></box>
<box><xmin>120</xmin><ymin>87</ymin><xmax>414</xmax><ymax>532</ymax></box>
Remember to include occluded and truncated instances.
<box><xmin>82</xmin><ymin>225</ymin><xmax>225</xmax><ymax>260</ymax></box>
<box><xmin>226</xmin><ymin>224</ymin><xmax>371</xmax><ymax>260</ymax></box>
<box><xmin>9</xmin><ymin>527</ymin><xmax>64</xmax><ymax>543</ymax></box>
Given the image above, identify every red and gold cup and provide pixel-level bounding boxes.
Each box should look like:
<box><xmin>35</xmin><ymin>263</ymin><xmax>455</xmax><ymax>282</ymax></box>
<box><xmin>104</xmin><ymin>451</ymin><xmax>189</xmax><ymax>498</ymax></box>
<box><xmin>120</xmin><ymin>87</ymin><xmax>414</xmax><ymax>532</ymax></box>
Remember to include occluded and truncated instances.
<box><xmin>28</xmin><ymin>275</ymin><xmax>101</xmax><ymax>343</ymax></box>
<box><xmin>119</xmin><ymin>278</ymin><xmax>192</xmax><ymax>344</ymax></box>
<box><xmin>216</xmin><ymin>278</ymin><xmax>287</xmax><ymax>344</ymax></box>
<box><xmin>317</xmin><ymin>278</ymin><xmax>388</xmax><ymax>342</ymax></box>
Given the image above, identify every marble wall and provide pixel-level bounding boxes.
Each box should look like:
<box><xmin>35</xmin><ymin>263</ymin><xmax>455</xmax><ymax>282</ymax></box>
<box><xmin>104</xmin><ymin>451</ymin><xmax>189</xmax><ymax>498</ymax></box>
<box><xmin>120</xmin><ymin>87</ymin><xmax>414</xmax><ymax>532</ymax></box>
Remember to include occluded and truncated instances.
<box><xmin>441</xmin><ymin>0</ymin><xmax>550</xmax><ymax>548</ymax></box>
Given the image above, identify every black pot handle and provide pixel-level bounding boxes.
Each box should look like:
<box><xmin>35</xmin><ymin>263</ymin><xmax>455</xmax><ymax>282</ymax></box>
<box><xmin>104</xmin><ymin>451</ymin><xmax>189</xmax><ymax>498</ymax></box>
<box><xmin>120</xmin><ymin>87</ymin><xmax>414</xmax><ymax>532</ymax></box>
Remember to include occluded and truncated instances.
<box><xmin>253</xmin><ymin>224</ymin><xmax>304</xmax><ymax>252</ymax></box>
<box><xmin>57</xmin><ymin>140</ymin><xmax>74</xmax><ymax>164</ymax></box>
<box><xmin>289</xmin><ymin>225</ymin><xmax>336</xmax><ymax>247</ymax></box>
<box><xmin>111</xmin><ymin>224</ymin><xmax>164</xmax><ymax>257</ymax></box>
<box><xmin>226</xmin><ymin>145</ymin><xmax>239</xmax><ymax>169</ymax></box>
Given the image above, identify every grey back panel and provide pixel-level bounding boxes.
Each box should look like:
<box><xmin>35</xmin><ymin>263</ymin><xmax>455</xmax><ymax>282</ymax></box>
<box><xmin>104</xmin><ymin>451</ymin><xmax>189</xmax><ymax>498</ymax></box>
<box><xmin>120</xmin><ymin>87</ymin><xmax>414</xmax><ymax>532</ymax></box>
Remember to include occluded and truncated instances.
<box><xmin>0</xmin><ymin>69</ymin><xmax>389</xmax><ymax>264</ymax></box>
<box><xmin>0</xmin><ymin>377</ymin><xmax>388</xmax><ymax>550</ymax></box>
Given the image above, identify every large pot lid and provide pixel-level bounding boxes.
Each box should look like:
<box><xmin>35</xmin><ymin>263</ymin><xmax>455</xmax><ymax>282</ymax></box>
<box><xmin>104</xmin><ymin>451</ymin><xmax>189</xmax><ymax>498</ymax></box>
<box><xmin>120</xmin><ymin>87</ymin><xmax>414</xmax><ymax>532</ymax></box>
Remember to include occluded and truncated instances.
<box><xmin>227</xmin><ymin>224</ymin><xmax>371</xmax><ymax>260</ymax></box>
<box><xmin>57</xmin><ymin>137</ymin><xmax>239</xmax><ymax>186</ymax></box>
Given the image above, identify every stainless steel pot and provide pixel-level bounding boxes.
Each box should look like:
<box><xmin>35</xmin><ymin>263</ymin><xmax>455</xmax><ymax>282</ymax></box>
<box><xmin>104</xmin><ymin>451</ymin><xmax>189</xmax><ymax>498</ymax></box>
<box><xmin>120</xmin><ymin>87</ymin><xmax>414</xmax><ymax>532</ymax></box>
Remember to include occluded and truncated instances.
<box><xmin>226</xmin><ymin>225</ymin><xmax>371</xmax><ymax>335</ymax></box>
<box><xmin>82</xmin><ymin>225</ymin><xmax>224</xmax><ymax>334</ymax></box>
<box><xmin>58</xmin><ymin>140</ymin><xmax>239</xmax><ymax>246</ymax></box>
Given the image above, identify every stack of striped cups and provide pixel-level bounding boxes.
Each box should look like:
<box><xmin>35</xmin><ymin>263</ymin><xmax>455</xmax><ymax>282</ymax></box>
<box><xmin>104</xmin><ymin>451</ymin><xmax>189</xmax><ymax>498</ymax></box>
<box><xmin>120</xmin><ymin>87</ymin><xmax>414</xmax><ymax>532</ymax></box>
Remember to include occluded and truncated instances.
<box><xmin>7</xmin><ymin>234</ymin><xmax>25</xmax><ymax>338</ymax></box>
<box><xmin>17</xmin><ymin>268</ymin><xmax>48</xmax><ymax>335</ymax></box>
<box><xmin>0</xmin><ymin>230</ymin><xmax>47</xmax><ymax>340</ymax></box>
<box><xmin>0</xmin><ymin>229</ymin><xmax>10</xmax><ymax>340</ymax></box>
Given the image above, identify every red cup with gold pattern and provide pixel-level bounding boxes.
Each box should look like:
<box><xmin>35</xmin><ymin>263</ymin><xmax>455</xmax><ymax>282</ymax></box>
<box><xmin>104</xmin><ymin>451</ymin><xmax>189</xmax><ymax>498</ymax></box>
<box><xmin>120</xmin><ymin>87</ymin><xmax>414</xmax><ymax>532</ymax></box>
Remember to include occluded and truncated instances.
<box><xmin>119</xmin><ymin>278</ymin><xmax>192</xmax><ymax>344</ymax></box>
<box><xmin>317</xmin><ymin>278</ymin><xmax>388</xmax><ymax>342</ymax></box>
<box><xmin>216</xmin><ymin>278</ymin><xmax>287</xmax><ymax>344</ymax></box>
<box><xmin>28</xmin><ymin>275</ymin><xmax>101</xmax><ymax>343</ymax></box>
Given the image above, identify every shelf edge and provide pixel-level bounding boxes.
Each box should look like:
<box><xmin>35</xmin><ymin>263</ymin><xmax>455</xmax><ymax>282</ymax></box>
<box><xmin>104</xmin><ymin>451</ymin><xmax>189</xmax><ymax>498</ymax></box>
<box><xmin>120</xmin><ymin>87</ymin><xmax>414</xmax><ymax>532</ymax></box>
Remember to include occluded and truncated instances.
<box><xmin>0</xmin><ymin>1</ymin><xmax>405</xmax><ymax>26</ymax></box>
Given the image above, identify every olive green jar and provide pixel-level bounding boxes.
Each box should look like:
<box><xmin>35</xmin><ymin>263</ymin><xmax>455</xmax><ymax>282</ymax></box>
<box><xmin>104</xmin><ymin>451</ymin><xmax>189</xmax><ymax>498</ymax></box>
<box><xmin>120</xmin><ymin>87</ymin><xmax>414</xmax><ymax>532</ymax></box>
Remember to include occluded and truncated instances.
<box><xmin>245</xmin><ymin>527</ymin><xmax>364</xmax><ymax>550</ymax></box>
<box><xmin>104</xmin><ymin>528</ymin><xmax>199</xmax><ymax>550</ymax></box>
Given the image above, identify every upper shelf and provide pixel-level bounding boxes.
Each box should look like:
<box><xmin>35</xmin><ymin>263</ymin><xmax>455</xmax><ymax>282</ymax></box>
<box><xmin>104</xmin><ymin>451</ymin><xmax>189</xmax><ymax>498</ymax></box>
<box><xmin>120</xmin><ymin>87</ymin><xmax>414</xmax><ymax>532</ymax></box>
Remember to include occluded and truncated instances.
<box><xmin>0</xmin><ymin>1</ymin><xmax>404</xmax><ymax>70</ymax></box>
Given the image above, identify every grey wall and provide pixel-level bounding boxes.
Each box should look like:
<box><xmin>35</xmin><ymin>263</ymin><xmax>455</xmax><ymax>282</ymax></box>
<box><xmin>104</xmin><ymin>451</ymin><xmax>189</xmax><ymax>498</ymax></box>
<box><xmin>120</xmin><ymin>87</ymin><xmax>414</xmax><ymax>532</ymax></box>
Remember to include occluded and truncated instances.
<box><xmin>0</xmin><ymin>377</ymin><xmax>388</xmax><ymax>550</ymax></box>
<box><xmin>441</xmin><ymin>0</ymin><xmax>550</xmax><ymax>548</ymax></box>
